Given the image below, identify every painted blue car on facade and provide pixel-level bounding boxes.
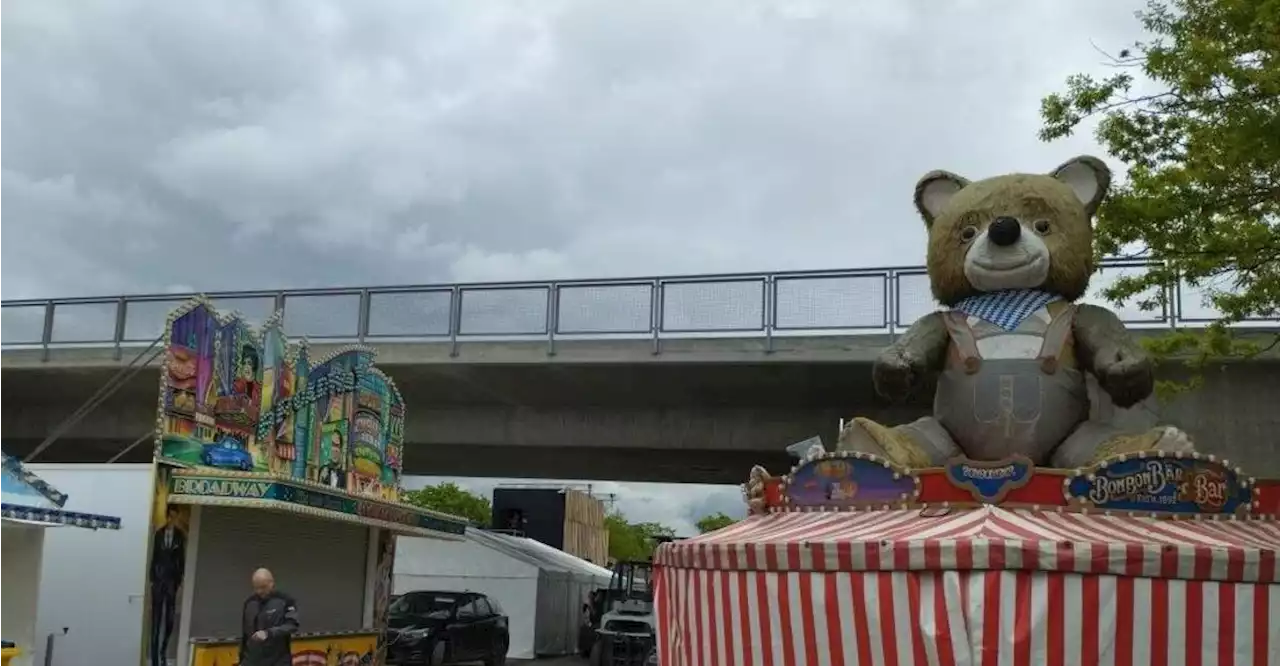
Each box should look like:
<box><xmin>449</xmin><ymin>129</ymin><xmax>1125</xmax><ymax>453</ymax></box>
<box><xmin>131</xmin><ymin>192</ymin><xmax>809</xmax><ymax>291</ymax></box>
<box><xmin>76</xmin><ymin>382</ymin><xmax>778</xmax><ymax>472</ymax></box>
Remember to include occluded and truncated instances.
<box><xmin>200</xmin><ymin>438</ymin><xmax>253</xmax><ymax>470</ymax></box>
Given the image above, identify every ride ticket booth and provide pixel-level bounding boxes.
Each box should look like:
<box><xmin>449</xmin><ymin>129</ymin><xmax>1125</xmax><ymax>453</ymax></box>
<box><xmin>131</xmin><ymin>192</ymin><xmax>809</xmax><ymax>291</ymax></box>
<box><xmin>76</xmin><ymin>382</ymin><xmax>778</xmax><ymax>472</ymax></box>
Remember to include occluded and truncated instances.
<box><xmin>1</xmin><ymin>453</ymin><xmax>122</xmax><ymax>666</ymax></box>
<box><xmin>655</xmin><ymin>448</ymin><xmax>1280</xmax><ymax>665</ymax></box>
<box><xmin>140</xmin><ymin>299</ymin><xmax>468</xmax><ymax>666</ymax></box>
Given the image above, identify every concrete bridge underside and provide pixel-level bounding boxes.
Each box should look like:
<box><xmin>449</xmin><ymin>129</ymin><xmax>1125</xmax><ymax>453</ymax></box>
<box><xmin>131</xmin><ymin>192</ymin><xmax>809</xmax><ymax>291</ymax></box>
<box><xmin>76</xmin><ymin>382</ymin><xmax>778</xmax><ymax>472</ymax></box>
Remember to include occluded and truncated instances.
<box><xmin>4</xmin><ymin>334</ymin><xmax>1279</xmax><ymax>484</ymax></box>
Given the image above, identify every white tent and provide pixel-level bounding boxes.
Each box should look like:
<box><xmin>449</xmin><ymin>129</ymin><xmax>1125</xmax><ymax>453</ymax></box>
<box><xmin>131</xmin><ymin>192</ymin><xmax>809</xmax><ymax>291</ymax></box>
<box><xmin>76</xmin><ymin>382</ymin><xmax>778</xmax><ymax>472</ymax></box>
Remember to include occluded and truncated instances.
<box><xmin>394</xmin><ymin>528</ymin><xmax>612</xmax><ymax>659</ymax></box>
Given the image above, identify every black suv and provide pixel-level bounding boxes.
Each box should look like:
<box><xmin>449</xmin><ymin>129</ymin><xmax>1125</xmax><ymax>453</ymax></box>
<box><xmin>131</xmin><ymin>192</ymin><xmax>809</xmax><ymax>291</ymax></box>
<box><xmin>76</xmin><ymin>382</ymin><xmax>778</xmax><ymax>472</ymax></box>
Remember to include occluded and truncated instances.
<box><xmin>386</xmin><ymin>591</ymin><xmax>509</xmax><ymax>665</ymax></box>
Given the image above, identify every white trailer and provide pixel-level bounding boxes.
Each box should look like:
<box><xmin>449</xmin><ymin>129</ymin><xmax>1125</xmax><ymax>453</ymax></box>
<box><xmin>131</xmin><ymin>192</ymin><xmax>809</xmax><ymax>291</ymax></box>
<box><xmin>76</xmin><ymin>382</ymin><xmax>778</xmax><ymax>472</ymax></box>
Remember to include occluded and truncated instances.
<box><xmin>24</xmin><ymin>464</ymin><xmax>155</xmax><ymax>666</ymax></box>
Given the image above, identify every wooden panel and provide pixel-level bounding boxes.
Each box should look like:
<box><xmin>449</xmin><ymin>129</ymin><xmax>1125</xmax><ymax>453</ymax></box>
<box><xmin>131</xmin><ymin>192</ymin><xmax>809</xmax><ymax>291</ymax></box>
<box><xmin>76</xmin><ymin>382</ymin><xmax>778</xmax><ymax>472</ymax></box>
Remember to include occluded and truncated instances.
<box><xmin>561</xmin><ymin>490</ymin><xmax>608</xmax><ymax>565</ymax></box>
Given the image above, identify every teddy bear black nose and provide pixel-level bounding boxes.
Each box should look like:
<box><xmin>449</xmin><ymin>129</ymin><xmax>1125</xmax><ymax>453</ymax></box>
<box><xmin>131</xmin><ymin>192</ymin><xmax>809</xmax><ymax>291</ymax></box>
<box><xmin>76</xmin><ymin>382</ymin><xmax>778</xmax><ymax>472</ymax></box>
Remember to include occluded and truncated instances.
<box><xmin>988</xmin><ymin>217</ymin><xmax>1022</xmax><ymax>246</ymax></box>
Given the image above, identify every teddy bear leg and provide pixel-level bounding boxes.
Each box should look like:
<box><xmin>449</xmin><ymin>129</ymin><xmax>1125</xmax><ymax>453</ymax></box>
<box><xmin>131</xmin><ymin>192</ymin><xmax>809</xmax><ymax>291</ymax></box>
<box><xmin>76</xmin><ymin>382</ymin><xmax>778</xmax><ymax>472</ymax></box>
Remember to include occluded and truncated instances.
<box><xmin>1052</xmin><ymin>421</ymin><xmax>1196</xmax><ymax>468</ymax></box>
<box><xmin>837</xmin><ymin>418</ymin><xmax>892</xmax><ymax>458</ymax></box>
<box><xmin>894</xmin><ymin>416</ymin><xmax>963</xmax><ymax>465</ymax></box>
<box><xmin>838</xmin><ymin>417</ymin><xmax>952</xmax><ymax>468</ymax></box>
<box><xmin>1051</xmin><ymin>420</ymin><xmax>1127</xmax><ymax>469</ymax></box>
<box><xmin>1097</xmin><ymin>426</ymin><xmax>1196</xmax><ymax>462</ymax></box>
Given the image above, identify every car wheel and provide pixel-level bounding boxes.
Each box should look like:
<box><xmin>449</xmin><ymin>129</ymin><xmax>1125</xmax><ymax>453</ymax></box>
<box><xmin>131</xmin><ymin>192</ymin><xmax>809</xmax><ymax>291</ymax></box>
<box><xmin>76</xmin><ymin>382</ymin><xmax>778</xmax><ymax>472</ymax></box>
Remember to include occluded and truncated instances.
<box><xmin>240</xmin><ymin>460</ymin><xmax>250</xmax><ymax>471</ymax></box>
<box><xmin>428</xmin><ymin>640</ymin><xmax>446</xmax><ymax>666</ymax></box>
<box><xmin>484</xmin><ymin>635</ymin><xmax>507</xmax><ymax>666</ymax></box>
<box><xmin>201</xmin><ymin>453</ymin><xmax>212</xmax><ymax>466</ymax></box>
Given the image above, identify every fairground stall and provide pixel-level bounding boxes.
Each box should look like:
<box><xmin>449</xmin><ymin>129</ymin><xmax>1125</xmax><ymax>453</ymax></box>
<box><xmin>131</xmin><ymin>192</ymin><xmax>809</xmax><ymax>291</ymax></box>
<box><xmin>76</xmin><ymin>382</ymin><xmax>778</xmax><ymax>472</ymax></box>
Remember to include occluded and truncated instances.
<box><xmin>2</xmin><ymin>453</ymin><xmax>122</xmax><ymax>666</ymax></box>
<box><xmin>140</xmin><ymin>299</ymin><xmax>468</xmax><ymax>666</ymax></box>
<box><xmin>654</xmin><ymin>449</ymin><xmax>1280</xmax><ymax>665</ymax></box>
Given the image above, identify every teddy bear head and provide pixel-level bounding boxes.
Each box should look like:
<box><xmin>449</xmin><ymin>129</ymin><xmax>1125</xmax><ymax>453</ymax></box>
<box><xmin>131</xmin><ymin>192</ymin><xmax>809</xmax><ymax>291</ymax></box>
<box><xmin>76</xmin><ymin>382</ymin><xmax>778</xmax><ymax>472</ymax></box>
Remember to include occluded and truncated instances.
<box><xmin>912</xmin><ymin>156</ymin><xmax>1110</xmax><ymax>307</ymax></box>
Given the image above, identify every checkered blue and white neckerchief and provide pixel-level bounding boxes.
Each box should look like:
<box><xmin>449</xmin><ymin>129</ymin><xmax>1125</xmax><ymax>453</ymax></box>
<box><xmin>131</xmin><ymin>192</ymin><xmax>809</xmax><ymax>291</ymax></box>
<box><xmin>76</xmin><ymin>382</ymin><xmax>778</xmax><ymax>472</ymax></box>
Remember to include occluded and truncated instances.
<box><xmin>953</xmin><ymin>289</ymin><xmax>1061</xmax><ymax>331</ymax></box>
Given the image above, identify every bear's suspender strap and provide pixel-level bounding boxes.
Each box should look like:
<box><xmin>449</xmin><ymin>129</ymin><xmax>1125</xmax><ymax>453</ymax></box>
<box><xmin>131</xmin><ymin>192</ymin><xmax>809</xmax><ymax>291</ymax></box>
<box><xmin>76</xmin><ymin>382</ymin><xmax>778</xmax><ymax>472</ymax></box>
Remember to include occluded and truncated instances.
<box><xmin>1037</xmin><ymin>303</ymin><xmax>1077</xmax><ymax>374</ymax></box>
<box><xmin>942</xmin><ymin>311</ymin><xmax>982</xmax><ymax>374</ymax></box>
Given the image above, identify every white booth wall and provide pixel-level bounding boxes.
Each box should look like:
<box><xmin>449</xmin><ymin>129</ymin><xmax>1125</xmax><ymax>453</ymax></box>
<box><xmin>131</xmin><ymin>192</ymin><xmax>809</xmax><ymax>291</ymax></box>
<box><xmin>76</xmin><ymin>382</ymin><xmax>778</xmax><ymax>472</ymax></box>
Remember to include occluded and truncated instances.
<box><xmin>29</xmin><ymin>464</ymin><xmax>155</xmax><ymax>666</ymax></box>
<box><xmin>394</xmin><ymin>530</ymin><xmax>541</xmax><ymax>659</ymax></box>
<box><xmin>2</xmin><ymin>523</ymin><xmax>46</xmax><ymax>666</ymax></box>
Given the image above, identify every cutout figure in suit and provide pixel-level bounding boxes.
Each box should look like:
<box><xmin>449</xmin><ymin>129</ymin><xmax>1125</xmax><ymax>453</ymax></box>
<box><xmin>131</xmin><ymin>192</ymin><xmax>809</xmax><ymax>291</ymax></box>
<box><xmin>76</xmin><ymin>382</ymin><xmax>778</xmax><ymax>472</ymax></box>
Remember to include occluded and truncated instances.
<box><xmin>150</xmin><ymin>506</ymin><xmax>187</xmax><ymax>666</ymax></box>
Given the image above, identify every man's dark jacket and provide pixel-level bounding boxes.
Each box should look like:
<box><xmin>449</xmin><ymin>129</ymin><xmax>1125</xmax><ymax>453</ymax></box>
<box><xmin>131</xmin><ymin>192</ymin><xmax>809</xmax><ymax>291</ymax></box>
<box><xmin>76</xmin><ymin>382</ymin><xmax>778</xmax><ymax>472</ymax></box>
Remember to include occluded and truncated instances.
<box><xmin>239</xmin><ymin>591</ymin><xmax>300</xmax><ymax>666</ymax></box>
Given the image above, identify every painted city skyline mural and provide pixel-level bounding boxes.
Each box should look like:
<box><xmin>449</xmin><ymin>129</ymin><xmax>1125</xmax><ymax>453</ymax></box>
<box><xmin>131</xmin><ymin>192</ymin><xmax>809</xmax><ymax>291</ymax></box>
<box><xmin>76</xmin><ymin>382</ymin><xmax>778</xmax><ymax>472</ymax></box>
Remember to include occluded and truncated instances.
<box><xmin>156</xmin><ymin>299</ymin><xmax>406</xmax><ymax>501</ymax></box>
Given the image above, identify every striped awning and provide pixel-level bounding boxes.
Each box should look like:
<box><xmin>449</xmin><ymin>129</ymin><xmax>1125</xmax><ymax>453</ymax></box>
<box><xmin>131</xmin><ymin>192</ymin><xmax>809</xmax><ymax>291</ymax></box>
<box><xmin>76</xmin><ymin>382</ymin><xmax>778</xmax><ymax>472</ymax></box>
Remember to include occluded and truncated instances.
<box><xmin>1</xmin><ymin>503</ymin><xmax>122</xmax><ymax>530</ymax></box>
<box><xmin>655</xmin><ymin>566</ymin><xmax>1279</xmax><ymax>666</ymax></box>
<box><xmin>0</xmin><ymin>452</ymin><xmax>121</xmax><ymax>530</ymax></box>
<box><xmin>654</xmin><ymin>506</ymin><xmax>1280</xmax><ymax>583</ymax></box>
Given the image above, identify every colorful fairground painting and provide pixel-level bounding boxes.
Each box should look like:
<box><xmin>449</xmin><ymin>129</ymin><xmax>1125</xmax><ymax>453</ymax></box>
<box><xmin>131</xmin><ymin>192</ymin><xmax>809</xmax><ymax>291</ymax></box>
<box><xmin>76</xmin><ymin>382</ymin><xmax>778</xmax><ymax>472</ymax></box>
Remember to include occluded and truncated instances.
<box><xmin>156</xmin><ymin>298</ymin><xmax>407</xmax><ymax>502</ymax></box>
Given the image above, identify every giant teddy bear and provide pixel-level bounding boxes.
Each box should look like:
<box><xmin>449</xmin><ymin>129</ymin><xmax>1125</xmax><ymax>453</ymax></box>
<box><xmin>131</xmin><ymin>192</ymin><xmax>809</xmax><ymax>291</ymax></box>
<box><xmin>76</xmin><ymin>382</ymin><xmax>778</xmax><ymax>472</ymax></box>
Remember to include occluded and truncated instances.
<box><xmin>838</xmin><ymin>156</ymin><xmax>1195</xmax><ymax>469</ymax></box>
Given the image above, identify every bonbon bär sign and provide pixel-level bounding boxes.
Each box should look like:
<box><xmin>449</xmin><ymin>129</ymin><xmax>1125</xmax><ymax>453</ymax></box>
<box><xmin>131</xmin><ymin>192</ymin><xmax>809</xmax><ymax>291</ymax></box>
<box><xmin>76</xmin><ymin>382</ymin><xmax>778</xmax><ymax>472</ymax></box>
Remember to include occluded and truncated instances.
<box><xmin>747</xmin><ymin>447</ymin><xmax>1272</xmax><ymax>516</ymax></box>
<box><xmin>1064</xmin><ymin>452</ymin><xmax>1253</xmax><ymax>515</ymax></box>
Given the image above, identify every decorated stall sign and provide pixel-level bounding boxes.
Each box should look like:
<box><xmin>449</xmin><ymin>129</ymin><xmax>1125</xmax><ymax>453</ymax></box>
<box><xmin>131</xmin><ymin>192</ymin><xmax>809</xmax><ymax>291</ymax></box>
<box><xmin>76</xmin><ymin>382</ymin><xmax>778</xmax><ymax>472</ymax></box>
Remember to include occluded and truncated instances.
<box><xmin>156</xmin><ymin>299</ymin><xmax>407</xmax><ymax>502</ymax></box>
<box><xmin>785</xmin><ymin>454</ymin><xmax>917</xmax><ymax>508</ymax></box>
<box><xmin>190</xmin><ymin>631</ymin><xmax>378</xmax><ymax>666</ymax></box>
<box><xmin>1064</xmin><ymin>453</ymin><xmax>1253</xmax><ymax>515</ymax></box>
<box><xmin>168</xmin><ymin>473</ymin><xmax>466</xmax><ymax>536</ymax></box>
<box><xmin>945</xmin><ymin>456</ymin><xmax>1035</xmax><ymax>504</ymax></box>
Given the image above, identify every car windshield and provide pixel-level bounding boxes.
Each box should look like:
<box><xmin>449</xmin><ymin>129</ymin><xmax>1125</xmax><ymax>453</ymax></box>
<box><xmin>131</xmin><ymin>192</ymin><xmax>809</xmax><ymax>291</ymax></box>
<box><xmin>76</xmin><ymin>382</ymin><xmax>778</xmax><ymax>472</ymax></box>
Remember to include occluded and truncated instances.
<box><xmin>389</xmin><ymin>593</ymin><xmax>460</xmax><ymax>619</ymax></box>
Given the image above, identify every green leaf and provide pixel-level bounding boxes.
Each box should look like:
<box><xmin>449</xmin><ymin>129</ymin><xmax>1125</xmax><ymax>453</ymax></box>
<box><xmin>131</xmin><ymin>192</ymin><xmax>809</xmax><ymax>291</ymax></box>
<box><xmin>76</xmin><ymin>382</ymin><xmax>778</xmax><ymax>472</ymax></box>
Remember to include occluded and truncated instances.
<box><xmin>694</xmin><ymin>512</ymin><xmax>738</xmax><ymax>534</ymax></box>
<box><xmin>402</xmin><ymin>482</ymin><xmax>492</xmax><ymax>526</ymax></box>
<box><xmin>1039</xmin><ymin>0</ymin><xmax>1280</xmax><ymax>386</ymax></box>
<box><xmin>605</xmin><ymin>510</ymin><xmax>675</xmax><ymax>562</ymax></box>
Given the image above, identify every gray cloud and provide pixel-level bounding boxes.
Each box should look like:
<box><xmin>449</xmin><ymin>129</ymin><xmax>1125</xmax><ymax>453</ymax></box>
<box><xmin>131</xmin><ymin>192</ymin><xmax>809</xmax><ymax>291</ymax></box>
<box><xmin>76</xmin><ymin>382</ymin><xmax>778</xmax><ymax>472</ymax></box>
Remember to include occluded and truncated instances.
<box><xmin>3</xmin><ymin>0</ymin><xmax>1148</xmax><ymax>524</ymax></box>
<box><xmin>3</xmin><ymin>0</ymin><xmax>1143</xmax><ymax>300</ymax></box>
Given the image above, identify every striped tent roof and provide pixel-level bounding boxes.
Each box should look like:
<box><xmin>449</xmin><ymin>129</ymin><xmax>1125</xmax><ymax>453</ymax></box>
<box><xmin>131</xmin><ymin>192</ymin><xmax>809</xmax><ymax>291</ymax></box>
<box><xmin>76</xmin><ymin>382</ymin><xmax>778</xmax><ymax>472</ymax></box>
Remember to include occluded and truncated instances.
<box><xmin>654</xmin><ymin>506</ymin><xmax>1280</xmax><ymax>584</ymax></box>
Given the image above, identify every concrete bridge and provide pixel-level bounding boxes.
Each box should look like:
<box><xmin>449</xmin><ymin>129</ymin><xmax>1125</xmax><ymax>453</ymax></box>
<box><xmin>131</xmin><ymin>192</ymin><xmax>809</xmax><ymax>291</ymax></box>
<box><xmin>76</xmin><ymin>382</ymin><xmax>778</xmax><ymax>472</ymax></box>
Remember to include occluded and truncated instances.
<box><xmin>4</xmin><ymin>261</ymin><xmax>1279</xmax><ymax>483</ymax></box>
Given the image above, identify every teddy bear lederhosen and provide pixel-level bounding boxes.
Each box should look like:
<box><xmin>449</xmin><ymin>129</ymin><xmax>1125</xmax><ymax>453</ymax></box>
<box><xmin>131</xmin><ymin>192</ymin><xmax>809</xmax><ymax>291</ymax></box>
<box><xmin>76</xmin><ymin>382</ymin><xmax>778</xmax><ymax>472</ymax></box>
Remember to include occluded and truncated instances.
<box><xmin>935</xmin><ymin>295</ymin><xmax>1087</xmax><ymax>463</ymax></box>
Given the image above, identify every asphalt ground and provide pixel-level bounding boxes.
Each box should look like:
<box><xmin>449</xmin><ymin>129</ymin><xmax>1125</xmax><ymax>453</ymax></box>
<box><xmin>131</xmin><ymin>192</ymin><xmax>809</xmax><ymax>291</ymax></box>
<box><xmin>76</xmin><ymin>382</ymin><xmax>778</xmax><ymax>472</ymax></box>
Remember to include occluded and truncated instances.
<box><xmin>512</xmin><ymin>657</ymin><xmax>586</xmax><ymax>665</ymax></box>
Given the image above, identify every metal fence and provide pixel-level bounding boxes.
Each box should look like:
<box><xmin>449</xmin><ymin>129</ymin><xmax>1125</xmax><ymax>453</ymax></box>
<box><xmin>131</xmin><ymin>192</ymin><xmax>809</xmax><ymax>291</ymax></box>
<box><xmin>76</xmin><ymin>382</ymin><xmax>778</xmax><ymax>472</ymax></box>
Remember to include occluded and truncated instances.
<box><xmin>1</xmin><ymin>259</ymin><xmax>1272</xmax><ymax>359</ymax></box>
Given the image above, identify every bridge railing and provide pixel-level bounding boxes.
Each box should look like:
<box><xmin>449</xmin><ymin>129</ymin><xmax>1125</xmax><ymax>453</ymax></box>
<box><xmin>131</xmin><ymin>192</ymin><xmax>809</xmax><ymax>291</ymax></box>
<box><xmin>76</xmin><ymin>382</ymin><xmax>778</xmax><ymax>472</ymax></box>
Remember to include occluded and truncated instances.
<box><xmin>1</xmin><ymin>259</ymin><xmax>1273</xmax><ymax>359</ymax></box>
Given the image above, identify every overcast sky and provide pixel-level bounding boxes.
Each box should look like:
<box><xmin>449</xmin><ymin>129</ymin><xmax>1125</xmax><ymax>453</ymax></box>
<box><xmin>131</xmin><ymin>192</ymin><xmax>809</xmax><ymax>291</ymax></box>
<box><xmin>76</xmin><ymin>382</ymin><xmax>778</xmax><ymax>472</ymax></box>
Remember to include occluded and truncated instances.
<box><xmin>3</xmin><ymin>0</ymin><xmax>1147</xmax><ymax>532</ymax></box>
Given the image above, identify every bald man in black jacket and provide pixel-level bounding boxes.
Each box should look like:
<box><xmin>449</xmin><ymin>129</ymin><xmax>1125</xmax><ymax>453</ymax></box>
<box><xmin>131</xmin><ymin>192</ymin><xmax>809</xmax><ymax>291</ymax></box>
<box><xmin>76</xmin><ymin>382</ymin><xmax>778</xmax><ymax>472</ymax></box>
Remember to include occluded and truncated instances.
<box><xmin>239</xmin><ymin>569</ymin><xmax>300</xmax><ymax>666</ymax></box>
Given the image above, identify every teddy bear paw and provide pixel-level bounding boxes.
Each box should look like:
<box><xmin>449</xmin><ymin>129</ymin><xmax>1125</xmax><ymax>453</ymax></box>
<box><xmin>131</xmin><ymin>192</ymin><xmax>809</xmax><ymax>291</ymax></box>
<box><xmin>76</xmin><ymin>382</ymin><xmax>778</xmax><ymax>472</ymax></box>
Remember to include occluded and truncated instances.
<box><xmin>743</xmin><ymin>465</ymin><xmax>773</xmax><ymax>514</ymax></box>
<box><xmin>1153</xmin><ymin>426</ymin><xmax>1195</xmax><ymax>454</ymax></box>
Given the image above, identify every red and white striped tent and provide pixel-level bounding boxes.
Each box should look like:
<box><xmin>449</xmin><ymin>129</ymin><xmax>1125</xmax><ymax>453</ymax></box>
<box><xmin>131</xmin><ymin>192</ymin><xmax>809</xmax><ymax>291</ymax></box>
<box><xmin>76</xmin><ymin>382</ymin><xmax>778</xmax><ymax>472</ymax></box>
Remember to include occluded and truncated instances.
<box><xmin>653</xmin><ymin>506</ymin><xmax>1280</xmax><ymax>666</ymax></box>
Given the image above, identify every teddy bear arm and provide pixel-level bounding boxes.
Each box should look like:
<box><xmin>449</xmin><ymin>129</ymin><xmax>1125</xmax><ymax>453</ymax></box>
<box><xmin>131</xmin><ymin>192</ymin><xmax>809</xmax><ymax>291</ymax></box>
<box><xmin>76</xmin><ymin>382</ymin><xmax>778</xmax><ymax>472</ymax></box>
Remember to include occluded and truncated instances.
<box><xmin>1072</xmin><ymin>304</ymin><xmax>1148</xmax><ymax>369</ymax></box>
<box><xmin>1072</xmin><ymin>303</ymin><xmax>1155</xmax><ymax>406</ymax></box>
<box><xmin>884</xmin><ymin>311</ymin><xmax>950</xmax><ymax>370</ymax></box>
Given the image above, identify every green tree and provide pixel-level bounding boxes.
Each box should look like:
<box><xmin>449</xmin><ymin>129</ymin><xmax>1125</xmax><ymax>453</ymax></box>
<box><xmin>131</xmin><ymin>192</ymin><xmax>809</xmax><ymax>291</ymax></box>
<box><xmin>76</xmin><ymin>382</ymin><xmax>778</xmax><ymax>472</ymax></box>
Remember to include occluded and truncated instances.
<box><xmin>402</xmin><ymin>482</ymin><xmax>492</xmax><ymax>526</ymax></box>
<box><xmin>1039</xmin><ymin>0</ymin><xmax>1280</xmax><ymax>394</ymax></box>
<box><xmin>694</xmin><ymin>512</ymin><xmax>737</xmax><ymax>534</ymax></box>
<box><xmin>605</xmin><ymin>510</ymin><xmax>675</xmax><ymax>562</ymax></box>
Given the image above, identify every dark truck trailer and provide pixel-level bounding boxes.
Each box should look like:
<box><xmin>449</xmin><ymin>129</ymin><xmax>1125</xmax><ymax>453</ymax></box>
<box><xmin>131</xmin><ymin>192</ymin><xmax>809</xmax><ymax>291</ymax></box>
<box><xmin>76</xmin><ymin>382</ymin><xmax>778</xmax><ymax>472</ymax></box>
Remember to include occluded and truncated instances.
<box><xmin>491</xmin><ymin>487</ymin><xmax>608</xmax><ymax>565</ymax></box>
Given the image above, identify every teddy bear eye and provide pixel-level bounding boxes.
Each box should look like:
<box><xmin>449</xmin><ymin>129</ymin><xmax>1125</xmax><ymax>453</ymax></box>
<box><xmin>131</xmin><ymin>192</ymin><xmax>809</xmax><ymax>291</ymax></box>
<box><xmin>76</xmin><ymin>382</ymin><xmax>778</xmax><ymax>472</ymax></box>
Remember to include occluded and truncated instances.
<box><xmin>959</xmin><ymin>226</ymin><xmax>979</xmax><ymax>243</ymax></box>
<box><xmin>1033</xmin><ymin>219</ymin><xmax>1051</xmax><ymax>235</ymax></box>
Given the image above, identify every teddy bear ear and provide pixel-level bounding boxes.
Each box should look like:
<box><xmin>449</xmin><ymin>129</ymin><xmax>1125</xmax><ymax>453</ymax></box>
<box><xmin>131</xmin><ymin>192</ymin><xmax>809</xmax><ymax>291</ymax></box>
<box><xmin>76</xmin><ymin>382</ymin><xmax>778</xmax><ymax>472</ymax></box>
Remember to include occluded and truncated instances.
<box><xmin>1050</xmin><ymin>155</ymin><xmax>1112</xmax><ymax>216</ymax></box>
<box><xmin>913</xmin><ymin>170</ymin><xmax>969</xmax><ymax>228</ymax></box>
